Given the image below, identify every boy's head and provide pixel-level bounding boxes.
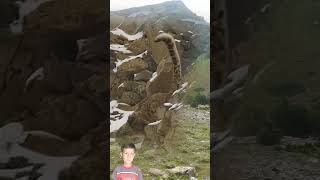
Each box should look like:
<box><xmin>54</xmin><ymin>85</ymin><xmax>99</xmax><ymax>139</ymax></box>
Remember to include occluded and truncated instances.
<box><xmin>120</xmin><ymin>143</ymin><xmax>136</xmax><ymax>166</ymax></box>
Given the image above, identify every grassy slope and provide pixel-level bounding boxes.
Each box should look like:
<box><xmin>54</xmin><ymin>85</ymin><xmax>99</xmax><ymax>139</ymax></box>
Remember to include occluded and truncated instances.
<box><xmin>110</xmin><ymin>107</ymin><xmax>210</xmax><ymax>179</ymax></box>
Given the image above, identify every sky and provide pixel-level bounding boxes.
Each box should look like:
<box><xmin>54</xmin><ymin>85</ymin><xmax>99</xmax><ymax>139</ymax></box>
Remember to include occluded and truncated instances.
<box><xmin>110</xmin><ymin>0</ymin><xmax>210</xmax><ymax>22</ymax></box>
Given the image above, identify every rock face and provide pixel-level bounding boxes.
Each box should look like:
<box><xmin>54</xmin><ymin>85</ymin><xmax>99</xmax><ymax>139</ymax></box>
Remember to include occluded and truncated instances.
<box><xmin>109</xmin><ymin>0</ymin><xmax>208</xmax><ymax>147</ymax></box>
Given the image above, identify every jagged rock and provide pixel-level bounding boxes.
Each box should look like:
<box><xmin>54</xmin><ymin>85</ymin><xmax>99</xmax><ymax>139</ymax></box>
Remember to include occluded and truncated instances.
<box><xmin>134</xmin><ymin>70</ymin><xmax>153</xmax><ymax>81</ymax></box>
<box><xmin>43</xmin><ymin>59</ymin><xmax>72</xmax><ymax>94</ymax></box>
<box><xmin>76</xmin><ymin>33</ymin><xmax>107</xmax><ymax>63</ymax></box>
<box><xmin>119</xmin><ymin>92</ymin><xmax>142</xmax><ymax>106</ymax></box>
<box><xmin>117</xmin><ymin>103</ymin><xmax>136</xmax><ymax>111</ymax></box>
<box><xmin>23</xmin><ymin>94</ymin><xmax>105</xmax><ymax>140</ymax></box>
<box><xmin>117</xmin><ymin>81</ymin><xmax>146</xmax><ymax>99</ymax></box>
<box><xmin>24</xmin><ymin>0</ymin><xmax>107</xmax><ymax>34</ymax></box>
<box><xmin>58</xmin><ymin>143</ymin><xmax>105</xmax><ymax>180</ymax></box>
<box><xmin>146</xmin><ymin>58</ymin><xmax>175</xmax><ymax>96</ymax></box>
<box><xmin>127</xmin><ymin>93</ymin><xmax>169</xmax><ymax>131</ymax></box>
<box><xmin>116</xmin><ymin>57</ymin><xmax>148</xmax><ymax>77</ymax></box>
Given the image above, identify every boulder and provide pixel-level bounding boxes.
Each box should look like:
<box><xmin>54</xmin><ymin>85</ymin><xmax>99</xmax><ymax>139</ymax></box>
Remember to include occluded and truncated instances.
<box><xmin>116</xmin><ymin>57</ymin><xmax>148</xmax><ymax>77</ymax></box>
<box><xmin>134</xmin><ymin>70</ymin><xmax>153</xmax><ymax>81</ymax></box>
<box><xmin>146</xmin><ymin>58</ymin><xmax>175</xmax><ymax>96</ymax></box>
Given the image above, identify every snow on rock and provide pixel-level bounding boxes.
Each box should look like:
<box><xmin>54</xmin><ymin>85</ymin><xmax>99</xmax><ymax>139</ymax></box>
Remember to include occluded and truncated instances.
<box><xmin>128</xmin><ymin>11</ymin><xmax>151</xmax><ymax>17</ymax></box>
<box><xmin>153</xmin><ymin>16</ymin><xmax>168</xmax><ymax>25</ymax></box>
<box><xmin>25</xmin><ymin>67</ymin><xmax>44</xmax><ymax>89</ymax></box>
<box><xmin>211</xmin><ymin>65</ymin><xmax>250</xmax><ymax>100</ymax></box>
<box><xmin>149</xmin><ymin>72</ymin><xmax>158</xmax><ymax>82</ymax></box>
<box><xmin>110</xmin><ymin>28</ymin><xmax>144</xmax><ymax>41</ymax></box>
<box><xmin>169</xmin><ymin>103</ymin><xmax>183</xmax><ymax>111</ymax></box>
<box><xmin>118</xmin><ymin>83</ymin><xmax>124</xmax><ymax>88</ymax></box>
<box><xmin>113</xmin><ymin>50</ymin><xmax>148</xmax><ymax>73</ymax></box>
<box><xmin>172</xmin><ymin>82</ymin><xmax>188</xmax><ymax>96</ymax></box>
<box><xmin>25</xmin><ymin>130</ymin><xmax>66</xmax><ymax>142</ymax></box>
<box><xmin>110</xmin><ymin>44</ymin><xmax>132</xmax><ymax>54</ymax></box>
<box><xmin>110</xmin><ymin>100</ymin><xmax>134</xmax><ymax>132</ymax></box>
<box><xmin>164</xmin><ymin>103</ymin><xmax>173</xmax><ymax>107</ymax></box>
<box><xmin>0</xmin><ymin>122</ymin><xmax>78</xmax><ymax>180</ymax></box>
<box><xmin>188</xmin><ymin>30</ymin><xmax>193</xmax><ymax>34</ymax></box>
<box><xmin>260</xmin><ymin>3</ymin><xmax>271</xmax><ymax>13</ymax></box>
<box><xmin>174</xmin><ymin>39</ymin><xmax>181</xmax><ymax>42</ymax></box>
<box><xmin>10</xmin><ymin>0</ymin><xmax>53</xmax><ymax>34</ymax></box>
<box><xmin>148</xmin><ymin>120</ymin><xmax>162</xmax><ymax>126</ymax></box>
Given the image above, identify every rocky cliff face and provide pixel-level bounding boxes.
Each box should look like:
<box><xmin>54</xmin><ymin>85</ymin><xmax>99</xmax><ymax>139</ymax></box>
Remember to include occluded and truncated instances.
<box><xmin>109</xmin><ymin>1</ymin><xmax>209</xmax><ymax>147</ymax></box>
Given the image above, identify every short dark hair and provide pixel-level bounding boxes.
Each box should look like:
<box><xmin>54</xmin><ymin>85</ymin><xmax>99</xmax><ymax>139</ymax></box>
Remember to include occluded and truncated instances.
<box><xmin>121</xmin><ymin>143</ymin><xmax>136</xmax><ymax>152</ymax></box>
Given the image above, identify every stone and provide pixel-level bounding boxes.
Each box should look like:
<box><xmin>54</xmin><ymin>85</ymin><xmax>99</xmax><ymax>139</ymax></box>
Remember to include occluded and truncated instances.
<box><xmin>146</xmin><ymin>58</ymin><xmax>175</xmax><ymax>96</ymax></box>
<box><xmin>134</xmin><ymin>70</ymin><xmax>153</xmax><ymax>81</ymax></box>
<box><xmin>167</xmin><ymin>166</ymin><xmax>196</xmax><ymax>177</ymax></box>
<box><xmin>148</xmin><ymin>168</ymin><xmax>169</xmax><ymax>178</ymax></box>
<box><xmin>116</xmin><ymin>58</ymin><xmax>148</xmax><ymax>77</ymax></box>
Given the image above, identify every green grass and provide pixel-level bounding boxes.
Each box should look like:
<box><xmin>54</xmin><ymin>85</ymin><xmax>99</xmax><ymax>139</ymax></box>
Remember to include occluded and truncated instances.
<box><xmin>110</xmin><ymin>109</ymin><xmax>210</xmax><ymax>179</ymax></box>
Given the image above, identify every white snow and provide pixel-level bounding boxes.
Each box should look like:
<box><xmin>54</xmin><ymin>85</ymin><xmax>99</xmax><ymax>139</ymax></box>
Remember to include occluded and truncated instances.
<box><xmin>180</xmin><ymin>33</ymin><xmax>183</xmax><ymax>35</ymax></box>
<box><xmin>110</xmin><ymin>28</ymin><xmax>144</xmax><ymax>41</ymax></box>
<box><xmin>260</xmin><ymin>3</ymin><xmax>271</xmax><ymax>13</ymax></box>
<box><xmin>118</xmin><ymin>83</ymin><xmax>124</xmax><ymax>88</ymax></box>
<box><xmin>25</xmin><ymin>130</ymin><xmax>66</xmax><ymax>142</ymax></box>
<box><xmin>182</xmin><ymin>19</ymin><xmax>209</xmax><ymax>25</ymax></box>
<box><xmin>174</xmin><ymin>39</ymin><xmax>181</xmax><ymax>42</ymax></box>
<box><xmin>10</xmin><ymin>0</ymin><xmax>53</xmax><ymax>34</ymax></box>
<box><xmin>148</xmin><ymin>120</ymin><xmax>162</xmax><ymax>126</ymax></box>
<box><xmin>211</xmin><ymin>65</ymin><xmax>250</xmax><ymax>100</ymax></box>
<box><xmin>172</xmin><ymin>82</ymin><xmax>189</xmax><ymax>96</ymax></box>
<box><xmin>0</xmin><ymin>122</ymin><xmax>78</xmax><ymax>180</ymax></box>
<box><xmin>169</xmin><ymin>103</ymin><xmax>183</xmax><ymax>111</ymax></box>
<box><xmin>25</xmin><ymin>67</ymin><xmax>44</xmax><ymax>89</ymax></box>
<box><xmin>110</xmin><ymin>100</ymin><xmax>134</xmax><ymax>132</ymax></box>
<box><xmin>164</xmin><ymin>103</ymin><xmax>173</xmax><ymax>107</ymax></box>
<box><xmin>110</xmin><ymin>44</ymin><xmax>132</xmax><ymax>54</ymax></box>
<box><xmin>153</xmin><ymin>16</ymin><xmax>168</xmax><ymax>25</ymax></box>
<box><xmin>159</xmin><ymin>30</ymin><xmax>164</xmax><ymax>33</ymax></box>
<box><xmin>188</xmin><ymin>30</ymin><xmax>193</xmax><ymax>34</ymax></box>
<box><xmin>149</xmin><ymin>72</ymin><xmax>158</xmax><ymax>82</ymax></box>
<box><xmin>113</xmin><ymin>50</ymin><xmax>148</xmax><ymax>73</ymax></box>
<box><xmin>128</xmin><ymin>11</ymin><xmax>151</xmax><ymax>17</ymax></box>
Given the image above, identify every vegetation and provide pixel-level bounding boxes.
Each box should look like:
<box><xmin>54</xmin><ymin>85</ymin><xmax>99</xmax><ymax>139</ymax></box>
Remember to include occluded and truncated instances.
<box><xmin>183</xmin><ymin>55</ymin><xmax>210</xmax><ymax>108</ymax></box>
<box><xmin>110</xmin><ymin>108</ymin><xmax>210</xmax><ymax>179</ymax></box>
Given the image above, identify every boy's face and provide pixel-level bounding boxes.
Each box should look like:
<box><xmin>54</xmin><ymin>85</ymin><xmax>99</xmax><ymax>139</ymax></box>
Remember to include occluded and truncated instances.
<box><xmin>121</xmin><ymin>148</ymin><xmax>135</xmax><ymax>165</ymax></box>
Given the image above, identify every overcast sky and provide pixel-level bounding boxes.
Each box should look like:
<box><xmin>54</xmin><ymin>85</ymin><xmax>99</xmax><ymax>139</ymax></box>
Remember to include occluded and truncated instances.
<box><xmin>110</xmin><ymin>0</ymin><xmax>210</xmax><ymax>22</ymax></box>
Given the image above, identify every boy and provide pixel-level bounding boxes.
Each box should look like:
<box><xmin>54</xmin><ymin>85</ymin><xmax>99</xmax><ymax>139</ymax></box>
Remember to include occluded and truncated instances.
<box><xmin>112</xmin><ymin>143</ymin><xmax>143</xmax><ymax>180</ymax></box>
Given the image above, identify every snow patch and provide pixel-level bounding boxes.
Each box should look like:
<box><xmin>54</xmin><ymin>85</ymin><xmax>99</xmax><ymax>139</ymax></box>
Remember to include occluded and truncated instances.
<box><xmin>149</xmin><ymin>72</ymin><xmax>158</xmax><ymax>82</ymax></box>
<box><xmin>128</xmin><ymin>11</ymin><xmax>151</xmax><ymax>17</ymax></box>
<box><xmin>0</xmin><ymin>122</ymin><xmax>78</xmax><ymax>180</ymax></box>
<box><xmin>118</xmin><ymin>83</ymin><xmax>124</xmax><ymax>88</ymax></box>
<box><xmin>174</xmin><ymin>39</ymin><xmax>181</xmax><ymax>42</ymax></box>
<box><xmin>10</xmin><ymin>0</ymin><xmax>53</xmax><ymax>34</ymax></box>
<box><xmin>169</xmin><ymin>103</ymin><xmax>183</xmax><ymax>111</ymax></box>
<box><xmin>110</xmin><ymin>100</ymin><xmax>134</xmax><ymax>132</ymax></box>
<box><xmin>260</xmin><ymin>3</ymin><xmax>271</xmax><ymax>13</ymax></box>
<box><xmin>164</xmin><ymin>103</ymin><xmax>173</xmax><ymax>107</ymax></box>
<box><xmin>172</xmin><ymin>82</ymin><xmax>189</xmax><ymax>96</ymax></box>
<box><xmin>113</xmin><ymin>50</ymin><xmax>148</xmax><ymax>72</ymax></box>
<box><xmin>110</xmin><ymin>28</ymin><xmax>144</xmax><ymax>41</ymax></box>
<box><xmin>148</xmin><ymin>120</ymin><xmax>162</xmax><ymax>126</ymax></box>
<box><xmin>25</xmin><ymin>67</ymin><xmax>44</xmax><ymax>90</ymax></box>
<box><xmin>110</xmin><ymin>44</ymin><xmax>132</xmax><ymax>54</ymax></box>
